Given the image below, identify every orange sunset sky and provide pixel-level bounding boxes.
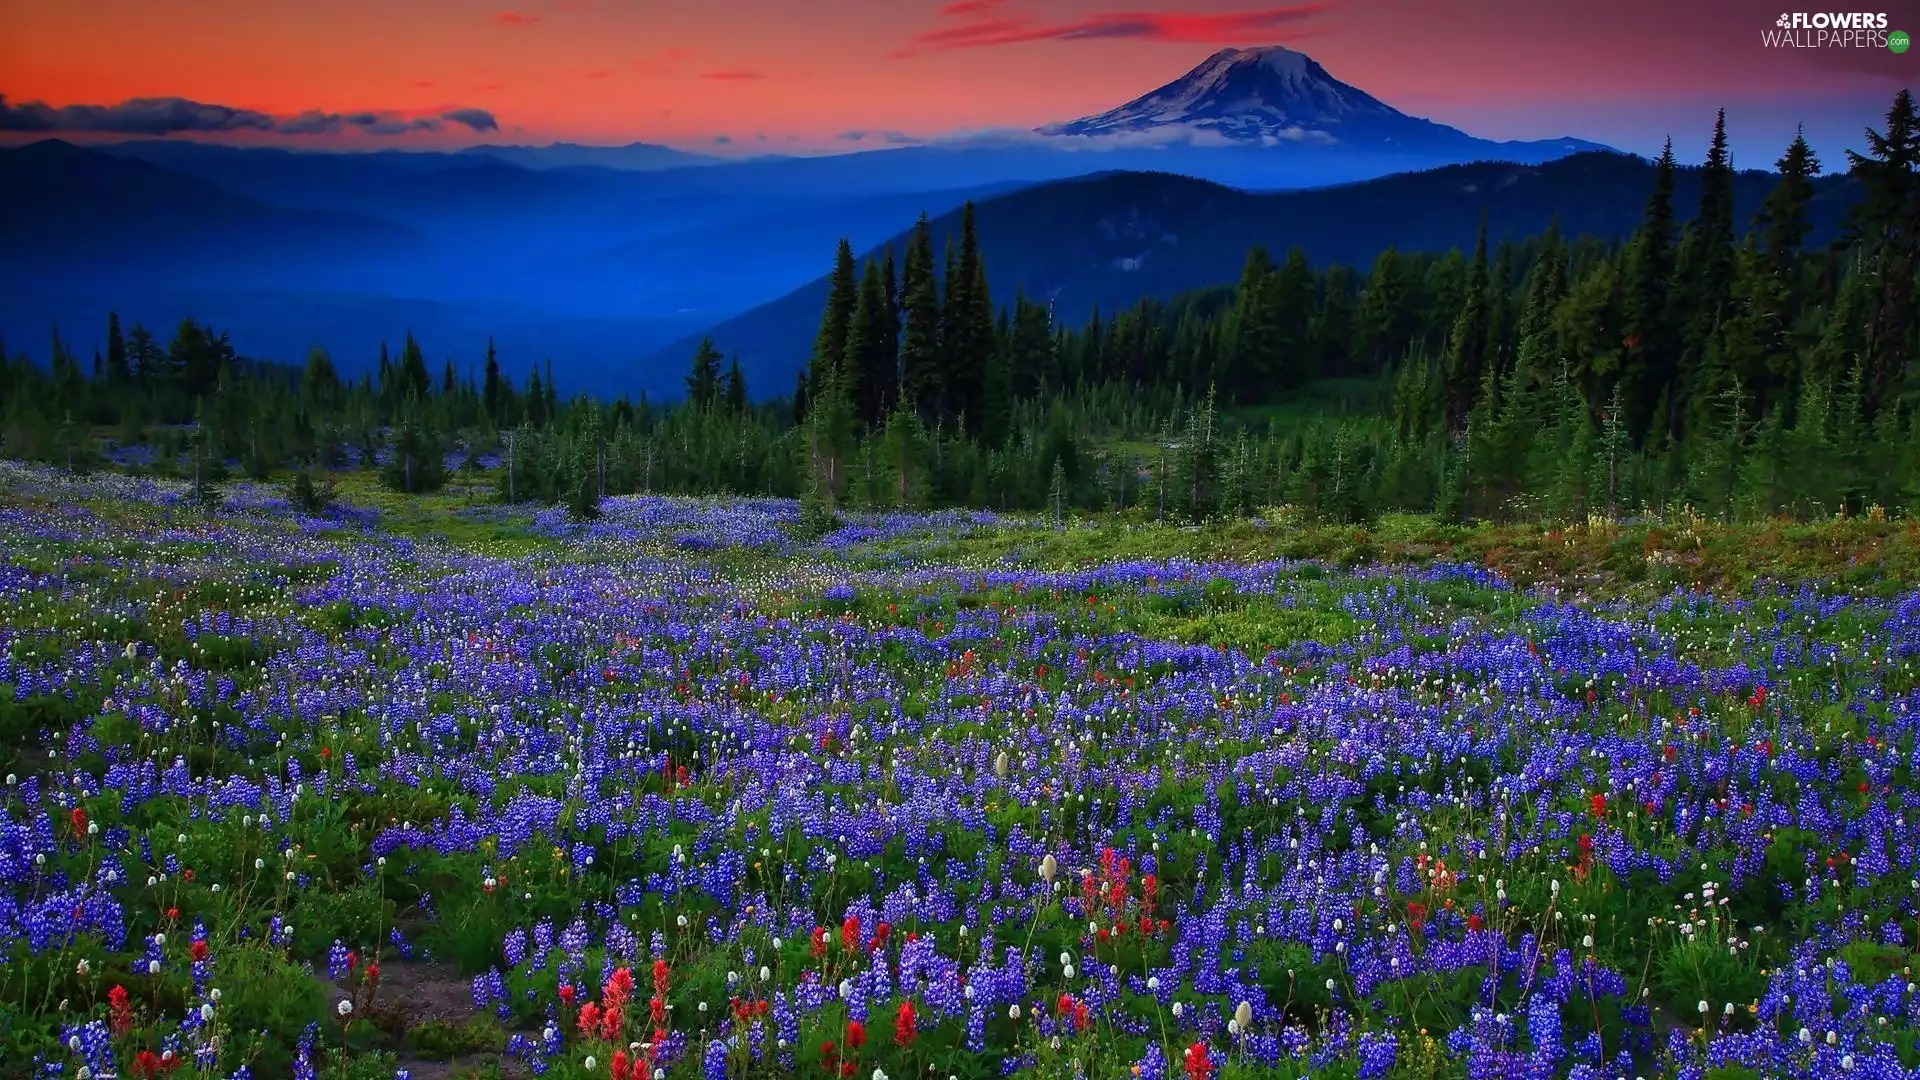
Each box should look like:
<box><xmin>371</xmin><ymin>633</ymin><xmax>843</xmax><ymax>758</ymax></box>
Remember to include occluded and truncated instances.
<box><xmin>3</xmin><ymin>0</ymin><xmax>1917</xmax><ymax>161</ymax></box>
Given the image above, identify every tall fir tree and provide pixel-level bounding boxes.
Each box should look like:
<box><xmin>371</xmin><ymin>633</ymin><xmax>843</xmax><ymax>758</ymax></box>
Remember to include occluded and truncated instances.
<box><xmin>812</xmin><ymin>238</ymin><xmax>859</xmax><ymax>405</ymax></box>
<box><xmin>483</xmin><ymin>337</ymin><xmax>502</xmax><ymax>420</ymax></box>
<box><xmin>1223</xmin><ymin>247</ymin><xmax>1279</xmax><ymax>403</ymax></box>
<box><xmin>527</xmin><ymin>363</ymin><xmax>546</xmax><ymax>428</ymax></box>
<box><xmin>1677</xmin><ymin>109</ymin><xmax>1739</xmax><ymax>435</ymax></box>
<box><xmin>900</xmin><ymin>214</ymin><xmax>941</xmax><ymax>418</ymax></box>
<box><xmin>399</xmin><ymin>332</ymin><xmax>432</xmax><ymax>402</ymax></box>
<box><xmin>1759</xmin><ymin>127</ymin><xmax>1821</xmax><ymax>282</ymax></box>
<box><xmin>1356</xmin><ymin>247</ymin><xmax>1413</xmax><ymax>372</ymax></box>
<box><xmin>1444</xmin><ymin>216</ymin><xmax>1492</xmax><ymax>432</ymax></box>
<box><xmin>845</xmin><ymin>259</ymin><xmax>889</xmax><ymax>425</ymax></box>
<box><xmin>1846</xmin><ymin>88</ymin><xmax>1920</xmax><ymax>417</ymax></box>
<box><xmin>105</xmin><ymin>312</ymin><xmax>129</xmax><ymax>385</ymax></box>
<box><xmin>880</xmin><ymin>248</ymin><xmax>901</xmax><ymax>392</ymax></box>
<box><xmin>1621</xmin><ymin>138</ymin><xmax>1678</xmax><ymax>443</ymax></box>
<box><xmin>724</xmin><ymin>356</ymin><xmax>748</xmax><ymax>413</ymax></box>
<box><xmin>686</xmin><ymin>338</ymin><xmax>723</xmax><ymax>408</ymax></box>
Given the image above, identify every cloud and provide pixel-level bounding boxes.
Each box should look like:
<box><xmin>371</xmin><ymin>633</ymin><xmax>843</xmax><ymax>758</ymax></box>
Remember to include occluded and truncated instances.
<box><xmin>0</xmin><ymin>93</ymin><xmax>499</xmax><ymax>137</ymax></box>
<box><xmin>894</xmin><ymin>2</ymin><xmax>1332</xmax><ymax>57</ymax></box>
<box><xmin>700</xmin><ymin>70</ymin><xmax>765</xmax><ymax>80</ymax></box>
<box><xmin>441</xmin><ymin>108</ymin><xmax>500</xmax><ymax>132</ymax></box>
<box><xmin>491</xmin><ymin>11</ymin><xmax>540</xmax><ymax>25</ymax></box>
<box><xmin>838</xmin><ymin>129</ymin><xmax>921</xmax><ymax>144</ymax></box>
<box><xmin>0</xmin><ymin>93</ymin><xmax>276</xmax><ymax>134</ymax></box>
<box><xmin>927</xmin><ymin>122</ymin><xmax>1252</xmax><ymax>150</ymax></box>
<box><xmin>713</xmin><ymin>134</ymin><xmax>732</xmax><ymax>144</ymax></box>
<box><xmin>271</xmin><ymin>109</ymin><xmax>442</xmax><ymax>135</ymax></box>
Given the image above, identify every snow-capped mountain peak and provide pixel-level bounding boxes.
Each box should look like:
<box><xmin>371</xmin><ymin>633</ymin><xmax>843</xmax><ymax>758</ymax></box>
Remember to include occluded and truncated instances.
<box><xmin>1037</xmin><ymin>45</ymin><xmax>1454</xmax><ymax>149</ymax></box>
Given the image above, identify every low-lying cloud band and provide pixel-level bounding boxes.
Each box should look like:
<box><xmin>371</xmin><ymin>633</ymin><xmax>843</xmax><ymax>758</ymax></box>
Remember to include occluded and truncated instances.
<box><xmin>0</xmin><ymin>94</ymin><xmax>499</xmax><ymax>136</ymax></box>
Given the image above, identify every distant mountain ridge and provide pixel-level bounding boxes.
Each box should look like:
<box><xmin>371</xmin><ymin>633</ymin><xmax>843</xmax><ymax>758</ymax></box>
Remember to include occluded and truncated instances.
<box><xmin>0</xmin><ymin>139</ymin><xmax>423</xmax><ymax>288</ymax></box>
<box><xmin>659</xmin><ymin>151</ymin><xmax>1860</xmax><ymax>397</ymax></box>
<box><xmin>459</xmin><ymin>141</ymin><xmax>724</xmax><ymax>171</ymax></box>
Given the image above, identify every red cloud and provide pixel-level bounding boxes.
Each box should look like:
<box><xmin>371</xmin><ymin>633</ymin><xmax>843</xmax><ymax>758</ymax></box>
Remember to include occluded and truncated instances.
<box><xmin>700</xmin><ymin>70</ymin><xmax>765</xmax><ymax>80</ymax></box>
<box><xmin>896</xmin><ymin>3</ymin><xmax>1332</xmax><ymax>56</ymax></box>
<box><xmin>938</xmin><ymin>0</ymin><xmax>1008</xmax><ymax>14</ymax></box>
<box><xmin>491</xmin><ymin>11</ymin><xmax>540</xmax><ymax>25</ymax></box>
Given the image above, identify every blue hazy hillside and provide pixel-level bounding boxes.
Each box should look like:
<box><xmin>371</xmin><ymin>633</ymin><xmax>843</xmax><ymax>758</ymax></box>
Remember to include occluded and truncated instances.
<box><xmin>0</xmin><ymin>140</ymin><xmax>1024</xmax><ymax>395</ymax></box>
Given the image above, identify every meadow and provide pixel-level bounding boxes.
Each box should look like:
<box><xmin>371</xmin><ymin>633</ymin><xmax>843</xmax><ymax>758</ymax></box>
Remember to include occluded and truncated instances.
<box><xmin>6</xmin><ymin>462</ymin><xmax>1920</xmax><ymax>1080</ymax></box>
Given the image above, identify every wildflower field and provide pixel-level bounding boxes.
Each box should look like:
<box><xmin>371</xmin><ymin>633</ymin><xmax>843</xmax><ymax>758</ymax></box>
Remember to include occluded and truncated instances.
<box><xmin>10</xmin><ymin>465</ymin><xmax>1920</xmax><ymax>1080</ymax></box>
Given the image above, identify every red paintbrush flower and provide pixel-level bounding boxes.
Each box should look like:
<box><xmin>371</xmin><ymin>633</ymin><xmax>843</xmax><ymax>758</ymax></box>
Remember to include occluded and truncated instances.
<box><xmin>894</xmin><ymin>1000</ymin><xmax>917</xmax><ymax>1047</ymax></box>
<box><xmin>1183</xmin><ymin>1042</ymin><xmax>1213</xmax><ymax>1080</ymax></box>
<box><xmin>577</xmin><ymin>1002</ymin><xmax>602</xmax><ymax>1038</ymax></box>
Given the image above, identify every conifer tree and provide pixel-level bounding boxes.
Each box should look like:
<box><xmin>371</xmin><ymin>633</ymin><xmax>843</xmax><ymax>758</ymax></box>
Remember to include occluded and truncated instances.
<box><xmin>881</xmin><ymin>248</ymin><xmax>902</xmax><ymax>386</ymax></box>
<box><xmin>941</xmin><ymin>202</ymin><xmax>995</xmax><ymax>429</ymax></box>
<box><xmin>812</xmin><ymin>239</ymin><xmax>859</xmax><ymax>402</ymax></box>
<box><xmin>1621</xmin><ymin>138</ymin><xmax>1678</xmax><ymax>442</ymax></box>
<box><xmin>303</xmin><ymin>346</ymin><xmax>340</xmax><ymax>413</ymax></box>
<box><xmin>399</xmin><ymin>332</ymin><xmax>432</xmax><ymax>402</ymax></box>
<box><xmin>127</xmin><ymin>324</ymin><xmax>159</xmax><ymax>386</ymax></box>
<box><xmin>527</xmin><ymin>363</ymin><xmax>546</xmax><ymax>427</ymax></box>
<box><xmin>685</xmin><ymin>338</ymin><xmax>723</xmax><ymax>409</ymax></box>
<box><xmin>105</xmin><ymin>312</ymin><xmax>129</xmax><ymax>385</ymax></box>
<box><xmin>483</xmin><ymin>337</ymin><xmax>502</xmax><ymax>420</ymax></box>
<box><xmin>724</xmin><ymin>356</ymin><xmax>747</xmax><ymax>413</ymax></box>
<box><xmin>1356</xmin><ymin>248</ymin><xmax>1413</xmax><ymax>372</ymax></box>
<box><xmin>1847</xmin><ymin>88</ymin><xmax>1920</xmax><ymax>417</ymax></box>
<box><xmin>844</xmin><ymin>260</ymin><xmax>884</xmax><ymax>425</ymax></box>
<box><xmin>1223</xmin><ymin>247</ymin><xmax>1278</xmax><ymax>403</ymax></box>
<box><xmin>1271</xmin><ymin>248</ymin><xmax>1317</xmax><ymax>388</ymax></box>
<box><xmin>568</xmin><ymin>410</ymin><xmax>602</xmax><ymax>521</ymax></box>
<box><xmin>1759</xmin><ymin>127</ymin><xmax>1821</xmax><ymax>283</ymax></box>
<box><xmin>900</xmin><ymin>215</ymin><xmax>941</xmax><ymax>419</ymax></box>
<box><xmin>1444</xmin><ymin>217</ymin><xmax>1492</xmax><ymax>431</ymax></box>
<box><xmin>1686</xmin><ymin>377</ymin><xmax>1746</xmax><ymax>522</ymax></box>
<box><xmin>1675</xmin><ymin>110</ymin><xmax>1738</xmax><ymax>419</ymax></box>
<box><xmin>1592</xmin><ymin>383</ymin><xmax>1634</xmax><ymax>519</ymax></box>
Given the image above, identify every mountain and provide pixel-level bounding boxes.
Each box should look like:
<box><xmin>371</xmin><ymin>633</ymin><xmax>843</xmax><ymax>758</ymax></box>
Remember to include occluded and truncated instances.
<box><xmin>0</xmin><ymin>140</ymin><xmax>423</xmax><ymax>289</ymax></box>
<box><xmin>96</xmin><ymin>140</ymin><xmax>672</xmax><ymax>227</ymax></box>
<box><xmin>460</xmin><ymin>141</ymin><xmax>724</xmax><ymax>171</ymax></box>
<box><xmin>0</xmin><ymin>140</ymin><xmax>1021</xmax><ymax>395</ymax></box>
<box><xmin>658</xmin><ymin>151</ymin><xmax>1859</xmax><ymax>394</ymax></box>
<box><xmin>1040</xmin><ymin>46</ymin><xmax>1607</xmax><ymax>163</ymax></box>
<box><xmin>547</xmin><ymin>45</ymin><xmax>1611</xmax><ymax>200</ymax></box>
